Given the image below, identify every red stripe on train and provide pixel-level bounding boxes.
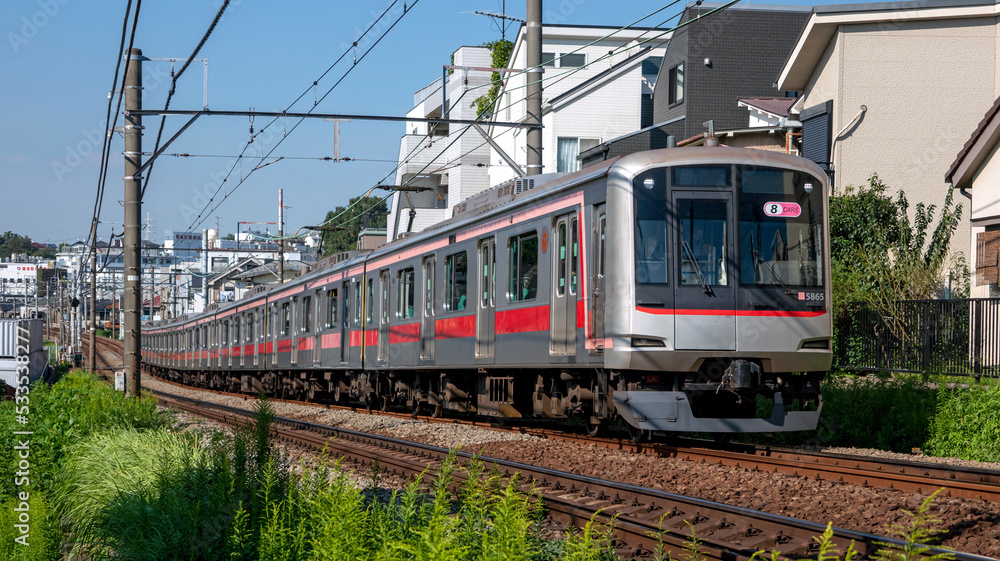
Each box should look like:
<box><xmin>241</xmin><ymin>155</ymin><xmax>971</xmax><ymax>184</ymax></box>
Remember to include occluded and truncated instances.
<box><xmin>436</xmin><ymin>314</ymin><xmax>475</xmax><ymax>339</ymax></box>
<box><xmin>637</xmin><ymin>307</ymin><xmax>826</xmax><ymax>317</ymax></box>
<box><xmin>389</xmin><ymin>322</ymin><xmax>420</xmax><ymax>344</ymax></box>
<box><xmin>321</xmin><ymin>333</ymin><xmax>341</xmax><ymax>349</ymax></box>
<box><xmin>496</xmin><ymin>305</ymin><xmax>549</xmax><ymax>334</ymax></box>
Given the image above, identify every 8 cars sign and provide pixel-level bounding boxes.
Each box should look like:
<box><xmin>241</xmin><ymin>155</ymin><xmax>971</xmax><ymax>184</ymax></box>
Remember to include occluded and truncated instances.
<box><xmin>763</xmin><ymin>202</ymin><xmax>802</xmax><ymax>218</ymax></box>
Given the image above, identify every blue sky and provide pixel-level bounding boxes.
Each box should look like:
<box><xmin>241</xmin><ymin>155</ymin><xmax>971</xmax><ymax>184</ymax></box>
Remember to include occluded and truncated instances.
<box><xmin>0</xmin><ymin>0</ymin><xmax>816</xmax><ymax>245</ymax></box>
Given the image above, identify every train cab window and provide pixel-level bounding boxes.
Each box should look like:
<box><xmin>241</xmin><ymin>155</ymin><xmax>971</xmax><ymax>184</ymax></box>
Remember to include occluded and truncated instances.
<box><xmin>508</xmin><ymin>232</ymin><xmax>539</xmax><ymax>302</ymax></box>
<box><xmin>635</xmin><ymin>171</ymin><xmax>668</xmax><ymax>285</ymax></box>
<box><xmin>397</xmin><ymin>268</ymin><xmax>415</xmax><ymax>319</ymax></box>
<box><xmin>738</xmin><ymin>167</ymin><xmax>824</xmax><ymax>288</ymax></box>
<box><xmin>444</xmin><ymin>252</ymin><xmax>468</xmax><ymax>312</ymax></box>
<box><xmin>678</xmin><ymin>200</ymin><xmax>729</xmax><ymax>286</ymax></box>
<box><xmin>303</xmin><ymin>296</ymin><xmax>312</xmax><ymax>333</ymax></box>
<box><xmin>326</xmin><ymin>289</ymin><xmax>338</xmax><ymax>328</ymax></box>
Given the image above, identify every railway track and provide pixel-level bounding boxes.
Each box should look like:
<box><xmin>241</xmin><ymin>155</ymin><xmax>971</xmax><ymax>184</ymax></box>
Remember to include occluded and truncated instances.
<box><xmin>150</xmin><ymin>387</ymin><xmax>992</xmax><ymax>561</ymax></box>
<box><xmin>87</xmin><ymin>335</ymin><xmax>1000</xmax><ymax>506</ymax></box>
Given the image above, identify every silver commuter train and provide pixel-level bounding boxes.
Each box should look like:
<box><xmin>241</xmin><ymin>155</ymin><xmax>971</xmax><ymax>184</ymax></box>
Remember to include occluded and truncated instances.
<box><xmin>144</xmin><ymin>146</ymin><xmax>832</xmax><ymax>439</ymax></box>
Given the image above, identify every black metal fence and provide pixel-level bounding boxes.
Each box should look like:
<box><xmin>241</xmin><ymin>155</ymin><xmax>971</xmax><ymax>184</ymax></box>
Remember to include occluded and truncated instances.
<box><xmin>834</xmin><ymin>298</ymin><xmax>1000</xmax><ymax>378</ymax></box>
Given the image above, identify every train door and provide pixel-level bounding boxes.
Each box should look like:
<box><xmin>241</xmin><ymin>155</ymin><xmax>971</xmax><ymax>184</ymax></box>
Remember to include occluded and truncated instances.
<box><xmin>551</xmin><ymin>213</ymin><xmax>579</xmax><ymax>356</ymax></box>
<box><xmin>378</xmin><ymin>269</ymin><xmax>390</xmax><ymax>363</ymax></box>
<box><xmin>313</xmin><ymin>290</ymin><xmax>322</xmax><ymax>364</ymax></box>
<box><xmin>420</xmin><ymin>256</ymin><xmax>435</xmax><ymax>360</ymax></box>
<box><xmin>476</xmin><ymin>237</ymin><xmax>496</xmax><ymax>361</ymax></box>
<box><xmin>672</xmin><ymin>191</ymin><xmax>737</xmax><ymax>350</ymax></box>
<box><xmin>591</xmin><ymin>205</ymin><xmax>607</xmax><ymax>350</ymax></box>
<box><xmin>340</xmin><ymin>281</ymin><xmax>350</xmax><ymax>365</ymax></box>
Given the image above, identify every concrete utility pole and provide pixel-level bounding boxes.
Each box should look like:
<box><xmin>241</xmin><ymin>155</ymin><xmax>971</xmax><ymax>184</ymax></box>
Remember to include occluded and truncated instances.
<box><xmin>525</xmin><ymin>0</ymin><xmax>543</xmax><ymax>176</ymax></box>
<box><xmin>89</xmin><ymin>222</ymin><xmax>97</xmax><ymax>374</ymax></box>
<box><xmin>123</xmin><ymin>48</ymin><xmax>143</xmax><ymax>397</ymax></box>
<box><xmin>278</xmin><ymin>188</ymin><xmax>285</xmax><ymax>284</ymax></box>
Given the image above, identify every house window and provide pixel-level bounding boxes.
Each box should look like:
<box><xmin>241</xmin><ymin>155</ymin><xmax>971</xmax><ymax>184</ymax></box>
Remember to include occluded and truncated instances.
<box><xmin>542</xmin><ymin>52</ymin><xmax>586</xmax><ymax>68</ymax></box>
<box><xmin>398</xmin><ymin>268</ymin><xmax>415</xmax><ymax>319</ymax></box>
<box><xmin>508</xmin><ymin>232</ymin><xmax>539</xmax><ymax>302</ymax></box>
<box><xmin>668</xmin><ymin>63</ymin><xmax>684</xmax><ymax>105</ymax></box>
<box><xmin>444</xmin><ymin>252</ymin><xmax>468</xmax><ymax>312</ymax></box>
<box><xmin>557</xmin><ymin>137</ymin><xmax>601</xmax><ymax>173</ymax></box>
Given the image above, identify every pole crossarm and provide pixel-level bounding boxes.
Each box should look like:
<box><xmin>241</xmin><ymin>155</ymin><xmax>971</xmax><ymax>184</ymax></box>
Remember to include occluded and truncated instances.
<box><xmin>130</xmin><ymin>112</ymin><xmax>202</xmax><ymax>180</ymax></box>
<box><xmin>125</xmin><ymin>109</ymin><xmax>540</xmax><ymax>129</ymax></box>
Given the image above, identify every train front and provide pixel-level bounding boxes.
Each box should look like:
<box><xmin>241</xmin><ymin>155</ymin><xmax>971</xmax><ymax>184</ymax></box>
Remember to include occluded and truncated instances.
<box><xmin>604</xmin><ymin>147</ymin><xmax>831</xmax><ymax>434</ymax></box>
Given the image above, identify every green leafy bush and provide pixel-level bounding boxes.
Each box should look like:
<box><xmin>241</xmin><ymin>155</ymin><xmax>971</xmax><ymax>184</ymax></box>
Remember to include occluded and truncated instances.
<box><xmin>924</xmin><ymin>384</ymin><xmax>1000</xmax><ymax>462</ymax></box>
<box><xmin>818</xmin><ymin>375</ymin><xmax>939</xmax><ymax>452</ymax></box>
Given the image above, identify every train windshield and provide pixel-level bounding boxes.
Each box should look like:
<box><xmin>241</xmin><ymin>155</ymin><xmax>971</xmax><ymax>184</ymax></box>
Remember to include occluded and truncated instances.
<box><xmin>738</xmin><ymin>166</ymin><xmax>824</xmax><ymax>288</ymax></box>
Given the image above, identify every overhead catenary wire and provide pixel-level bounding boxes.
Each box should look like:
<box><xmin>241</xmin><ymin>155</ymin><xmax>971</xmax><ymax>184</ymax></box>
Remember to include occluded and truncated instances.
<box><xmin>313</xmin><ymin>1</ymin><xmax>740</xmax><ymax>240</ymax></box>
<box><xmin>183</xmin><ymin>0</ymin><xmax>418</xmax><ymax>234</ymax></box>
<box><xmin>141</xmin><ymin>0</ymin><xmax>231</xmax><ymax>200</ymax></box>
<box><xmin>87</xmin><ymin>0</ymin><xmax>140</xmax><ymax>253</ymax></box>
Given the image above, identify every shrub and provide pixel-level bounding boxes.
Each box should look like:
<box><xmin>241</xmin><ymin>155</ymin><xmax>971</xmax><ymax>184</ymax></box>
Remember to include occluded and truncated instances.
<box><xmin>924</xmin><ymin>384</ymin><xmax>1000</xmax><ymax>462</ymax></box>
<box><xmin>816</xmin><ymin>375</ymin><xmax>938</xmax><ymax>452</ymax></box>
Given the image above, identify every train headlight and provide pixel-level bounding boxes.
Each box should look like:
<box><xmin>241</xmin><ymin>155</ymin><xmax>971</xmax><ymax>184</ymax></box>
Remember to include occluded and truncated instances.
<box><xmin>643</xmin><ymin>178</ymin><xmax>655</xmax><ymax>190</ymax></box>
<box><xmin>804</xmin><ymin>182</ymin><xmax>814</xmax><ymax>194</ymax></box>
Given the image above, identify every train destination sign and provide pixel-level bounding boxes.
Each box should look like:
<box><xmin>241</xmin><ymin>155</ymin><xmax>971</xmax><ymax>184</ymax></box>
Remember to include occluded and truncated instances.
<box><xmin>763</xmin><ymin>202</ymin><xmax>801</xmax><ymax>218</ymax></box>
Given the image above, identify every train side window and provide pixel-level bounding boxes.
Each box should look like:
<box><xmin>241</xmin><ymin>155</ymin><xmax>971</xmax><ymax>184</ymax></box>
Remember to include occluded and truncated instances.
<box><xmin>423</xmin><ymin>258</ymin><xmax>435</xmax><ymax>317</ymax></box>
<box><xmin>366</xmin><ymin>278</ymin><xmax>374</xmax><ymax>324</ymax></box>
<box><xmin>327</xmin><ymin>289</ymin><xmax>338</xmax><ymax>328</ymax></box>
<box><xmin>444</xmin><ymin>252</ymin><xmax>467</xmax><ymax>312</ymax></box>
<box><xmin>282</xmin><ymin>302</ymin><xmax>290</xmax><ymax>335</ymax></box>
<box><xmin>508</xmin><ymin>231</ymin><xmax>539</xmax><ymax>302</ymax></box>
<box><xmin>303</xmin><ymin>295</ymin><xmax>312</xmax><ymax>333</ymax></box>
<box><xmin>557</xmin><ymin>222</ymin><xmax>567</xmax><ymax>296</ymax></box>
<box><xmin>354</xmin><ymin>282</ymin><xmax>362</xmax><ymax>326</ymax></box>
<box><xmin>571</xmin><ymin>218</ymin><xmax>579</xmax><ymax>294</ymax></box>
<box><xmin>397</xmin><ymin>267</ymin><xmax>415</xmax><ymax>319</ymax></box>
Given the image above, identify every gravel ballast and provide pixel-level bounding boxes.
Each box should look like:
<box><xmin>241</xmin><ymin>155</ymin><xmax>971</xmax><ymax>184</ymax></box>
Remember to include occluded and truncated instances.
<box><xmin>142</xmin><ymin>376</ymin><xmax>1000</xmax><ymax>557</ymax></box>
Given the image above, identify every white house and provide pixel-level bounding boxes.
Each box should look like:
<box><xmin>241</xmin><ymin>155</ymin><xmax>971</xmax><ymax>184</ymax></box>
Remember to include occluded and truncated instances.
<box><xmin>386</xmin><ymin>25</ymin><xmax>668</xmax><ymax>240</ymax></box>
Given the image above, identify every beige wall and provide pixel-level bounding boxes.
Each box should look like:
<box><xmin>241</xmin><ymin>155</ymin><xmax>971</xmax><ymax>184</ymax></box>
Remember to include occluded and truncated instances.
<box><xmin>799</xmin><ymin>16</ymin><xmax>1000</xmax><ymax>273</ymax></box>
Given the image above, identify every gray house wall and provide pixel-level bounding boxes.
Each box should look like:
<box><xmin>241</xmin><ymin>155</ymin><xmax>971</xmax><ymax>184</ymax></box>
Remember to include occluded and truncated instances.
<box><xmin>652</xmin><ymin>4</ymin><xmax>809</xmax><ymax>139</ymax></box>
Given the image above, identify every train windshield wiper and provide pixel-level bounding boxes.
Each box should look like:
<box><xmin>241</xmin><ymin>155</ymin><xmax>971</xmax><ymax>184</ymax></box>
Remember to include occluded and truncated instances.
<box><xmin>681</xmin><ymin>241</ymin><xmax>712</xmax><ymax>295</ymax></box>
<box><xmin>752</xmin><ymin>249</ymin><xmax>793</xmax><ymax>296</ymax></box>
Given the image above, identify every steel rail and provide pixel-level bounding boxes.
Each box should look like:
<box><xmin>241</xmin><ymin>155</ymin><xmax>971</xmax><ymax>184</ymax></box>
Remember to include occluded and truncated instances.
<box><xmin>151</xmin><ymin>388</ymin><xmax>990</xmax><ymax>561</ymax></box>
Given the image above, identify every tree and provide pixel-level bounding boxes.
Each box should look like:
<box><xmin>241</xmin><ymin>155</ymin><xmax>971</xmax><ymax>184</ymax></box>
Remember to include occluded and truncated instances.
<box><xmin>830</xmin><ymin>174</ymin><xmax>965</xmax><ymax>339</ymax></box>
<box><xmin>472</xmin><ymin>39</ymin><xmax>514</xmax><ymax>119</ymax></box>
<box><xmin>0</xmin><ymin>231</ymin><xmax>55</xmax><ymax>260</ymax></box>
<box><xmin>319</xmin><ymin>196</ymin><xmax>388</xmax><ymax>257</ymax></box>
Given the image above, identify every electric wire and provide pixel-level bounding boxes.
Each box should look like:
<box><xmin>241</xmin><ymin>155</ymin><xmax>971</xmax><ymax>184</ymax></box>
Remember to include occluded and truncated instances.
<box><xmin>87</xmin><ymin>0</ymin><xmax>139</xmax><ymax>253</ymax></box>
<box><xmin>141</xmin><ymin>0</ymin><xmax>231</xmax><ymax>200</ymax></box>
<box><xmin>314</xmin><ymin>1</ymin><xmax>738</xmax><ymax>240</ymax></box>
<box><xmin>184</xmin><ymin>0</ymin><xmax>420</xmax><ymax>234</ymax></box>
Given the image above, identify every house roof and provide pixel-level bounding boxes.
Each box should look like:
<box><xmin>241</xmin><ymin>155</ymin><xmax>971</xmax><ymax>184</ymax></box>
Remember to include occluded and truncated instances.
<box><xmin>945</xmin><ymin>94</ymin><xmax>1000</xmax><ymax>188</ymax></box>
<box><xmin>778</xmin><ymin>0</ymin><xmax>1000</xmax><ymax>91</ymax></box>
<box><xmin>738</xmin><ymin>97</ymin><xmax>797</xmax><ymax>118</ymax></box>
